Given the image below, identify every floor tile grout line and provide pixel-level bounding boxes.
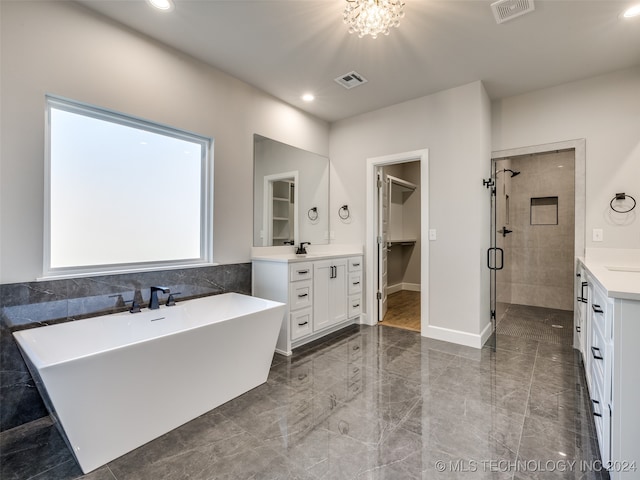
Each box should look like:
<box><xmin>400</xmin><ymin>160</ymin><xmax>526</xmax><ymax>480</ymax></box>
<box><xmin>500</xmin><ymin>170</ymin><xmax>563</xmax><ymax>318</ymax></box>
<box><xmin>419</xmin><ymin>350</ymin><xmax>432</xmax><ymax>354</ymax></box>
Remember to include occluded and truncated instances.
<box><xmin>106</xmin><ymin>464</ymin><xmax>118</xmax><ymax>480</ymax></box>
<box><xmin>511</xmin><ymin>340</ymin><xmax>540</xmax><ymax>480</ymax></box>
<box><xmin>24</xmin><ymin>458</ymin><xmax>74</xmax><ymax>480</ymax></box>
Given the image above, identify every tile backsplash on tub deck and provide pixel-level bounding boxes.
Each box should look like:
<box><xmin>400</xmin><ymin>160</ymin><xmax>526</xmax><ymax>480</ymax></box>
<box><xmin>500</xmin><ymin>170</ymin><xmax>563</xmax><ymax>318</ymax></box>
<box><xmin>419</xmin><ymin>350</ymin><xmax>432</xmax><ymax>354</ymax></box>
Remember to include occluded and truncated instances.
<box><xmin>0</xmin><ymin>263</ymin><xmax>251</xmax><ymax>432</ymax></box>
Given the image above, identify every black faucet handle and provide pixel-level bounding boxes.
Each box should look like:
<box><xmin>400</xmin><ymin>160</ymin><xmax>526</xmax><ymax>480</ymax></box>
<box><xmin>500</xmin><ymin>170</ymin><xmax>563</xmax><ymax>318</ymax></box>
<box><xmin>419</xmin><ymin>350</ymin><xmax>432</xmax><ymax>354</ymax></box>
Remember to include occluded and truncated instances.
<box><xmin>150</xmin><ymin>286</ymin><xmax>170</xmax><ymax>294</ymax></box>
<box><xmin>296</xmin><ymin>242</ymin><xmax>311</xmax><ymax>254</ymax></box>
<box><xmin>166</xmin><ymin>292</ymin><xmax>182</xmax><ymax>307</ymax></box>
<box><xmin>125</xmin><ymin>299</ymin><xmax>142</xmax><ymax>313</ymax></box>
<box><xmin>108</xmin><ymin>294</ymin><xmax>125</xmax><ymax>307</ymax></box>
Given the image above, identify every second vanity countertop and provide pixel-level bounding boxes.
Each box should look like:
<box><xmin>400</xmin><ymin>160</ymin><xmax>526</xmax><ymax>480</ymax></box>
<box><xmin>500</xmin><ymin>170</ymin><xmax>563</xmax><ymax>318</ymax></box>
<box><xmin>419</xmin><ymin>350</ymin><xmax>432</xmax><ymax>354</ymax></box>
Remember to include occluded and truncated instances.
<box><xmin>251</xmin><ymin>245</ymin><xmax>363</xmax><ymax>264</ymax></box>
<box><xmin>578</xmin><ymin>248</ymin><xmax>640</xmax><ymax>301</ymax></box>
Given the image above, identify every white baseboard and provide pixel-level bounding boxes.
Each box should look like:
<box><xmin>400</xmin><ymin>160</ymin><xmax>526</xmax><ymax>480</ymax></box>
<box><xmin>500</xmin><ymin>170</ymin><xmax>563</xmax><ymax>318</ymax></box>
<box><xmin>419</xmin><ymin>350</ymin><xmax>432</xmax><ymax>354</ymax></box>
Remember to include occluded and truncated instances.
<box><xmin>479</xmin><ymin>321</ymin><xmax>493</xmax><ymax>347</ymax></box>
<box><xmin>423</xmin><ymin>324</ymin><xmax>487</xmax><ymax>349</ymax></box>
<box><xmin>388</xmin><ymin>283</ymin><xmax>402</xmax><ymax>295</ymax></box>
<box><xmin>388</xmin><ymin>283</ymin><xmax>421</xmax><ymax>295</ymax></box>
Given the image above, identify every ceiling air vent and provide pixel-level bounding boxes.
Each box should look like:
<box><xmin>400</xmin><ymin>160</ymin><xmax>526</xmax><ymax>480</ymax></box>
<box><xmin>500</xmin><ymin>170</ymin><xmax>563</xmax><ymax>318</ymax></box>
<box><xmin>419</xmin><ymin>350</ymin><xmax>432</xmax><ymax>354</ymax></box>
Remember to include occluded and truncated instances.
<box><xmin>334</xmin><ymin>71</ymin><xmax>368</xmax><ymax>90</ymax></box>
<box><xmin>491</xmin><ymin>0</ymin><xmax>535</xmax><ymax>24</ymax></box>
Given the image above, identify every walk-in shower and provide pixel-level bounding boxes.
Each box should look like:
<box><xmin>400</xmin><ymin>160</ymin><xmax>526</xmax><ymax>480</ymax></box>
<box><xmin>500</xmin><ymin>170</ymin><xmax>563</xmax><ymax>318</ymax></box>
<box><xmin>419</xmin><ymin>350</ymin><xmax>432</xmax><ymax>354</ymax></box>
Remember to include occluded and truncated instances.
<box><xmin>493</xmin><ymin>150</ymin><xmax>576</xmax><ymax>344</ymax></box>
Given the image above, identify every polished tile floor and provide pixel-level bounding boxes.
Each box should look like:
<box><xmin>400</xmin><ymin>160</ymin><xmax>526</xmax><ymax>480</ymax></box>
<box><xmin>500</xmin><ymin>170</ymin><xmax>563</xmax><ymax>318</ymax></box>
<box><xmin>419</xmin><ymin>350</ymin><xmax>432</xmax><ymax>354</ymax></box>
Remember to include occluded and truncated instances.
<box><xmin>1</xmin><ymin>325</ymin><xmax>607</xmax><ymax>480</ymax></box>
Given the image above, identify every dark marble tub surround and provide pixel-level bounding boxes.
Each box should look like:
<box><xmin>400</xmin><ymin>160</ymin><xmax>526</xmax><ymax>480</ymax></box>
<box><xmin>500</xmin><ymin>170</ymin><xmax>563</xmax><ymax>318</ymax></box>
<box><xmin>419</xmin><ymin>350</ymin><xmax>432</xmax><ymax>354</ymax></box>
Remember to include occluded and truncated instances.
<box><xmin>0</xmin><ymin>263</ymin><xmax>251</xmax><ymax>432</ymax></box>
<box><xmin>0</xmin><ymin>325</ymin><xmax>608</xmax><ymax>480</ymax></box>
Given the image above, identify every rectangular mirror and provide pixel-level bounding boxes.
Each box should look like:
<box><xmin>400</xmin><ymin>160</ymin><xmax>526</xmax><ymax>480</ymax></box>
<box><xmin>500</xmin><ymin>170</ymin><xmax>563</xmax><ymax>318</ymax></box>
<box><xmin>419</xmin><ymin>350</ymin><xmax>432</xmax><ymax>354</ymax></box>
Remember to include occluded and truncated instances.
<box><xmin>253</xmin><ymin>135</ymin><xmax>329</xmax><ymax>247</ymax></box>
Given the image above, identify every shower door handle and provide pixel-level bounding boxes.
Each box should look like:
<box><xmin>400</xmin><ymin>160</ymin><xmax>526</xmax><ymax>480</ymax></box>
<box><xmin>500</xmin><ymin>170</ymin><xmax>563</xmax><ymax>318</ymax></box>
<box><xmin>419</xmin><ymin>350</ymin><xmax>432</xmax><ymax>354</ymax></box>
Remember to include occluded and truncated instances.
<box><xmin>487</xmin><ymin>247</ymin><xmax>504</xmax><ymax>271</ymax></box>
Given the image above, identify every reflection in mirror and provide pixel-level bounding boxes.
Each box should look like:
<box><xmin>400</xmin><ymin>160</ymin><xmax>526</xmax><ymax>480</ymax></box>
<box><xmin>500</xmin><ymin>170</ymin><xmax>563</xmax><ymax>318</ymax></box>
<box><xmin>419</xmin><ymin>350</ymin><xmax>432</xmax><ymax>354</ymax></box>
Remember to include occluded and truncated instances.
<box><xmin>254</xmin><ymin>135</ymin><xmax>329</xmax><ymax>247</ymax></box>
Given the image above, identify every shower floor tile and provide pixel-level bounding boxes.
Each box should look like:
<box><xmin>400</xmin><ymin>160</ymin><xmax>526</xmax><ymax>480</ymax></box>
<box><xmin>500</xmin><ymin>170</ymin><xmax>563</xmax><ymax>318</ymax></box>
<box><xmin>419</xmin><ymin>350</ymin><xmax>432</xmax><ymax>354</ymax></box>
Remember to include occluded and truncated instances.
<box><xmin>496</xmin><ymin>303</ymin><xmax>574</xmax><ymax>345</ymax></box>
<box><xmin>1</xmin><ymin>324</ymin><xmax>607</xmax><ymax>480</ymax></box>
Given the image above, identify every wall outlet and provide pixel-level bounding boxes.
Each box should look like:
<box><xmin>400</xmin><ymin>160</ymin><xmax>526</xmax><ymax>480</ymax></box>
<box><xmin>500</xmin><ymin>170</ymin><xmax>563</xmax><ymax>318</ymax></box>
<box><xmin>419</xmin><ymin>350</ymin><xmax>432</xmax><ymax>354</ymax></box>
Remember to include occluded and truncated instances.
<box><xmin>429</xmin><ymin>229</ymin><xmax>437</xmax><ymax>241</ymax></box>
<box><xmin>592</xmin><ymin>228</ymin><xmax>604</xmax><ymax>242</ymax></box>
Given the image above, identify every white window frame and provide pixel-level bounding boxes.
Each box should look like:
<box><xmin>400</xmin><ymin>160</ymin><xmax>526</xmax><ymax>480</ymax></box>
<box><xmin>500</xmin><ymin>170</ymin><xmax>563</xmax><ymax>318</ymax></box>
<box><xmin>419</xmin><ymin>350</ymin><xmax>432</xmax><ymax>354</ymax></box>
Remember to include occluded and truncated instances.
<box><xmin>43</xmin><ymin>95</ymin><xmax>214</xmax><ymax>279</ymax></box>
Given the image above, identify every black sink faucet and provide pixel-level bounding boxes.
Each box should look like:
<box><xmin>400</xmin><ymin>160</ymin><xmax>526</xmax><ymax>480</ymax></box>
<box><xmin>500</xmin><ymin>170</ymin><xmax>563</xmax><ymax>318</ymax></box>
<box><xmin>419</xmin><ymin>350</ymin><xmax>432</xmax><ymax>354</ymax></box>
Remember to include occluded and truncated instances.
<box><xmin>296</xmin><ymin>242</ymin><xmax>311</xmax><ymax>255</ymax></box>
<box><xmin>149</xmin><ymin>286</ymin><xmax>170</xmax><ymax>310</ymax></box>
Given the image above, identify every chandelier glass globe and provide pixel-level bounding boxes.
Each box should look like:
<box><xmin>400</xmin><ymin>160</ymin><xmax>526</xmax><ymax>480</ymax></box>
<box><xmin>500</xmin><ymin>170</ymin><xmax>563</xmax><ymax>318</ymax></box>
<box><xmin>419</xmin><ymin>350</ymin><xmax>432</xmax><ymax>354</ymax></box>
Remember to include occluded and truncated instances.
<box><xmin>343</xmin><ymin>0</ymin><xmax>405</xmax><ymax>39</ymax></box>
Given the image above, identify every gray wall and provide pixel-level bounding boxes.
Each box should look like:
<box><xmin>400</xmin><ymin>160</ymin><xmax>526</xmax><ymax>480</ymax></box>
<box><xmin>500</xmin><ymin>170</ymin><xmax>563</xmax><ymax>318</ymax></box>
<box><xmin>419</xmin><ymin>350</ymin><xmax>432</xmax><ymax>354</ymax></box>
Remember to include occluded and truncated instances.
<box><xmin>330</xmin><ymin>81</ymin><xmax>492</xmax><ymax>344</ymax></box>
<box><xmin>0</xmin><ymin>0</ymin><xmax>328</xmax><ymax>433</ymax></box>
<box><xmin>0</xmin><ymin>1</ymin><xmax>329</xmax><ymax>284</ymax></box>
<box><xmin>492</xmin><ymin>67</ymin><xmax>640</xmax><ymax>251</ymax></box>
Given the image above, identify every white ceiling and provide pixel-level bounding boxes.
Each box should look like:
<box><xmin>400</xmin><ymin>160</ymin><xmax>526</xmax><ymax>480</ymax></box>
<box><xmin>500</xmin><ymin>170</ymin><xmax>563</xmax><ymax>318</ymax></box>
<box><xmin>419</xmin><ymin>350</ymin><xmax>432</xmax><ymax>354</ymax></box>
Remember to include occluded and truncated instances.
<box><xmin>78</xmin><ymin>0</ymin><xmax>640</xmax><ymax>122</ymax></box>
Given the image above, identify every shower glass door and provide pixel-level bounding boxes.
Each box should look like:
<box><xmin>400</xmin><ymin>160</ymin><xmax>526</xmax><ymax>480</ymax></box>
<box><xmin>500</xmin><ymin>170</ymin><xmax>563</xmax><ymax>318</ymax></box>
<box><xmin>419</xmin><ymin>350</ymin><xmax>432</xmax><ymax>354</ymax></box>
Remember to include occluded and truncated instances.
<box><xmin>487</xmin><ymin>160</ymin><xmax>500</xmax><ymax>350</ymax></box>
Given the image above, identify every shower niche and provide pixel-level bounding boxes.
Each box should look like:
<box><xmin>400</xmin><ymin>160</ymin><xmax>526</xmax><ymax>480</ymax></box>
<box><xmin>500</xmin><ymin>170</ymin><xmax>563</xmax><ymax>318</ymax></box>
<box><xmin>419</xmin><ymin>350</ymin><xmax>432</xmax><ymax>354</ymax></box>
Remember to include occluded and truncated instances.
<box><xmin>530</xmin><ymin>196</ymin><xmax>558</xmax><ymax>225</ymax></box>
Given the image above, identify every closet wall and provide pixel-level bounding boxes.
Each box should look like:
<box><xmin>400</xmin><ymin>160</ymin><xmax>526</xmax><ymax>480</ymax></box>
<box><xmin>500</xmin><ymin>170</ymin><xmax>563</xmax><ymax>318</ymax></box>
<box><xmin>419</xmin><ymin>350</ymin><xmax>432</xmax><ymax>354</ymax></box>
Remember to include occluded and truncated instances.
<box><xmin>384</xmin><ymin>161</ymin><xmax>421</xmax><ymax>293</ymax></box>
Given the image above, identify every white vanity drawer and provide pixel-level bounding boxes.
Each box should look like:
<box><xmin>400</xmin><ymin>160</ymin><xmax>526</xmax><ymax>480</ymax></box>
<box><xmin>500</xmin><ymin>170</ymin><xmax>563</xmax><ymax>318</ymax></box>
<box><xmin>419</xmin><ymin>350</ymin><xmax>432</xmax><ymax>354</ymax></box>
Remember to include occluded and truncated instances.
<box><xmin>348</xmin><ymin>273</ymin><xmax>362</xmax><ymax>295</ymax></box>
<box><xmin>348</xmin><ymin>294</ymin><xmax>362</xmax><ymax>318</ymax></box>
<box><xmin>348</xmin><ymin>257</ymin><xmax>362</xmax><ymax>272</ymax></box>
<box><xmin>290</xmin><ymin>308</ymin><xmax>313</xmax><ymax>340</ymax></box>
<box><xmin>289</xmin><ymin>280</ymin><xmax>312</xmax><ymax>311</ymax></box>
<box><xmin>290</xmin><ymin>262</ymin><xmax>312</xmax><ymax>282</ymax></box>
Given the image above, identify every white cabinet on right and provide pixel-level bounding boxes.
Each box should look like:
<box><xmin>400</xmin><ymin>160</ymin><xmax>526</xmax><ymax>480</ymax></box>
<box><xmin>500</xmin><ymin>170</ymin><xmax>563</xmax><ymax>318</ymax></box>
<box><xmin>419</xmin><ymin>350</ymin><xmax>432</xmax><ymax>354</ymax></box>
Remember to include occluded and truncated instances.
<box><xmin>577</xmin><ymin>258</ymin><xmax>640</xmax><ymax>479</ymax></box>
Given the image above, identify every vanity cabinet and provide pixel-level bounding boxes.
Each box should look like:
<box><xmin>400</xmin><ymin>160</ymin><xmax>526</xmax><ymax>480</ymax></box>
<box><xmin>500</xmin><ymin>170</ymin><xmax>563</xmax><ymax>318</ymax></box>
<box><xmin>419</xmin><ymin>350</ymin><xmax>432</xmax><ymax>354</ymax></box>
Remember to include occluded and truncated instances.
<box><xmin>253</xmin><ymin>254</ymin><xmax>363</xmax><ymax>356</ymax></box>
<box><xmin>587</xmin><ymin>278</ymin><xmax>613</xmax><ymax>467</ymax></box>
<box><xmin>577</xmin><ymin>269</ymin><xmax>614</xmax><ymax>469</ymax></box>
<box><xmin>575</xmin><ymin>258</ymin><xmax>640</xmax><ymax>478</ymax></box>
<box><xmin>313</xmin><ymin>259</ymin><xmax>347</xmax><ymax>331</ymax></box>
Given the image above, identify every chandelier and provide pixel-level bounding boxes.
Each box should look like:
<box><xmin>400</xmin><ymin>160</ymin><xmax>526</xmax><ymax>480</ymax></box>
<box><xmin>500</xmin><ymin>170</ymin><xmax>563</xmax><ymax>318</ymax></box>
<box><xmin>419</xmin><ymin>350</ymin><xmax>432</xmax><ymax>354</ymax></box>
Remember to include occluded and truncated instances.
<box><xmin>343</xmin><ymin>0</ymin><xmax>405</xmax><ymax>39</ymax></box>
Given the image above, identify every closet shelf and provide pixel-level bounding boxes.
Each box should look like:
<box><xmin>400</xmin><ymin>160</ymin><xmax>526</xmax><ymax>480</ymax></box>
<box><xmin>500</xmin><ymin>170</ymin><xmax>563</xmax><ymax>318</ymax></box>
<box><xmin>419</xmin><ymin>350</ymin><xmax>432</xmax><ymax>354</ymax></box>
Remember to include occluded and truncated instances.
<box><xmin>388</xmin><ymin>175</ymin><xmax>417</xmax><ymax>194</ymax></box>
<box><xmin>388</xmin><ymin>239</ymin><xmax>417</xmax><ymax>246</ymax></box>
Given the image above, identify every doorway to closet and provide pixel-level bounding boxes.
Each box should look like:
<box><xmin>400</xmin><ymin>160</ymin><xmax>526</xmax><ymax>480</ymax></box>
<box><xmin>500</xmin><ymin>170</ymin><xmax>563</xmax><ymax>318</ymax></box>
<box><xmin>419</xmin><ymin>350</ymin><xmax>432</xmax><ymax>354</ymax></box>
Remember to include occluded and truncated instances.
<box><xmin>365</xmin><ymin>149</ymin><xmax>429</xmax><ymax>333</ymax></box>
<box><xmin>378</xmin><ymin>163</ymin><xmax>421</xmax><ymax>331</ymax></box>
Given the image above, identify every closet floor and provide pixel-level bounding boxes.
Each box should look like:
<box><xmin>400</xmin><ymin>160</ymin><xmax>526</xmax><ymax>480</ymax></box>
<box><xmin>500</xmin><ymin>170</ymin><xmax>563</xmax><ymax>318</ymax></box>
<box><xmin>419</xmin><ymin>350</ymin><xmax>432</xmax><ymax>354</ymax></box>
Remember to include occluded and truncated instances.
<box><xmin>379</xmin><ymin>290</ymin><xmax>420</xmax><ymax>332</ymax></box>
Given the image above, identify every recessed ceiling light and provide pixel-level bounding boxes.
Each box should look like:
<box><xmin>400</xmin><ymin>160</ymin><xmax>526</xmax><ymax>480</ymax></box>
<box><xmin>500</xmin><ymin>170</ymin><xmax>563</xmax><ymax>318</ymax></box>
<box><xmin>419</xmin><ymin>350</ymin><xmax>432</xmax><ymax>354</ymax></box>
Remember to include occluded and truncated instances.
<box><xmin>147</xmin><ymin>0</ymin><xmax>174</xmax><ymax>12</ymax></box>
<box><xmin>302</xmin><ymin>93</ymin><xmax>315</xmax><ymax>102</ymax></box>
<box><xmin>623</xmin><ymin>4</ymin><xmax>640</xmax><ymax>17</ymax></box>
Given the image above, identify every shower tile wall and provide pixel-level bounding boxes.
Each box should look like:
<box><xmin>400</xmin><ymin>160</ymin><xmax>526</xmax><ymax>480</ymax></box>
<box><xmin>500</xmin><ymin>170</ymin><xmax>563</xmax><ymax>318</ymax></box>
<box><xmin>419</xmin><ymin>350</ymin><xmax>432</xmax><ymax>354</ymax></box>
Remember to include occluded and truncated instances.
<box><xmin>497</xmin><ymin>151</ymin><xmax>575</xmax><ymax>311</ymax></box>
<box><xmin>0</xmin><ymin>264</ymin><xmax>251</xmax><ymax>433</ymax></box>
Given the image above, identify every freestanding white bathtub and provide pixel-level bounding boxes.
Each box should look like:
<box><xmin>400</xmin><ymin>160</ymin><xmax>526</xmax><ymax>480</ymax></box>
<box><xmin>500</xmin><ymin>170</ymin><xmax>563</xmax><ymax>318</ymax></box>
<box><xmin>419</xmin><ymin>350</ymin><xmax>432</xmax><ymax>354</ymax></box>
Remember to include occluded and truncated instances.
<box><xmin>13</xmin><ymin>292</ymin><xmax>285</xmax><ymax>473</ymax></box>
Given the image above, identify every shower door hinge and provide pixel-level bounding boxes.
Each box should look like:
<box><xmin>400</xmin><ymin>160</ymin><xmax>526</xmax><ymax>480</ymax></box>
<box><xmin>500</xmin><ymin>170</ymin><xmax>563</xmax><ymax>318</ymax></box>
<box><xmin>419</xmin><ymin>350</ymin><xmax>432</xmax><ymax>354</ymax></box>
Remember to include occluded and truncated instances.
<box><xmin>377</xmin><ymin>179</ymin><xmax>383</xmax><ymax>188</ymax></box>
<box><xmin>490</xmin><ymin>310</ymin><xmax>496</xmax><ymax>320</ymax></box>
<box><xmin>377</xmin><ymin>236</ymin><xmax>383</xmax><ymax>244</ymax></box>
<box><xmin>377</xmin><ymin>291</ymin><xmax>382</xmax><ymax>300</ymax></box>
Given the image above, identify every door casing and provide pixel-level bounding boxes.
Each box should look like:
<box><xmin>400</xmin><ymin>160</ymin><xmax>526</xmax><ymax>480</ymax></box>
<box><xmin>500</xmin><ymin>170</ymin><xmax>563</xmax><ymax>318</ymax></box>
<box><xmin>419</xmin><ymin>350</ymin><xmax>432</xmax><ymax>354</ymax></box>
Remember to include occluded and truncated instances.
<box><xmin>365</xmin><ymin>149</ymin><xmax>429</xmax><ymax>331</ymax></box>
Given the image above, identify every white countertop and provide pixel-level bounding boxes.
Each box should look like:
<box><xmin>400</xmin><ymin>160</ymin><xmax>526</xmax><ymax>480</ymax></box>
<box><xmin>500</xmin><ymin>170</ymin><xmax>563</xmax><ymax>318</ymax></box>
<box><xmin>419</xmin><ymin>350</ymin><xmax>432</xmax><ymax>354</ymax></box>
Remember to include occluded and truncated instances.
<box><xmin>251</xmin><ymin>245</ymin><xmax>363</xmax><ymax>264</ymax></box>
<box><xmin>579</xmin><ymin>248</ymin><xmax>640</xmax><ymax>301</ymax></box>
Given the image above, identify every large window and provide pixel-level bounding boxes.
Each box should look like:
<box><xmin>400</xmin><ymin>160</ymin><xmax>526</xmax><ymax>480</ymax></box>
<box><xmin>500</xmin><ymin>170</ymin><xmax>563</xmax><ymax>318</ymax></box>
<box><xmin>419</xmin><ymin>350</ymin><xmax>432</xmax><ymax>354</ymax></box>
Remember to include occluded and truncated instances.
<box><xmin>44</xmin><ymin>96</ymin><xmax>213</xmax><ymax>278</ymax></box>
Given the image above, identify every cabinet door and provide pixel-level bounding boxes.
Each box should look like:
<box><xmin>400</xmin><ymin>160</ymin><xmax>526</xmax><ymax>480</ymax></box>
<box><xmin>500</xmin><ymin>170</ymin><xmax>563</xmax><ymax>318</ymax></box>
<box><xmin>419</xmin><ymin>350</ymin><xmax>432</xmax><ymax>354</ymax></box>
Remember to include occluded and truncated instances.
<box><xmin>313</xmin><ymin>259</ymin><xmax>348</xmax><ymax>331</ymax></box>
